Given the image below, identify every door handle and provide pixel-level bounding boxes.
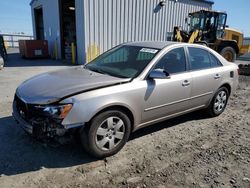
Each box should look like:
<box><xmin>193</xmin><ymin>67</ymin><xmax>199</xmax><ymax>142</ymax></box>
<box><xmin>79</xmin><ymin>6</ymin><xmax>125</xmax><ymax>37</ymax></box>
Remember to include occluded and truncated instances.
<box><xmin>214</xmin><ymin>74</ymin><xmax>221</xmax><ymax>79</ymax></box>
<box><xmin>182</xmin><ymin>80</ymin><xmax>190</xmax><ymax>86</ymax></box>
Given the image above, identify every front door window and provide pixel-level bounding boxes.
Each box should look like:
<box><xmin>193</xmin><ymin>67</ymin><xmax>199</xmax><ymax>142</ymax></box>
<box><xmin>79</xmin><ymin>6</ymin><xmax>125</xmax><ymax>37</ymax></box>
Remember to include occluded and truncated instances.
<box><xmin>154</xmin><ymin>47</ymin><xmax>187</xmax><ymax>74</ymax></box>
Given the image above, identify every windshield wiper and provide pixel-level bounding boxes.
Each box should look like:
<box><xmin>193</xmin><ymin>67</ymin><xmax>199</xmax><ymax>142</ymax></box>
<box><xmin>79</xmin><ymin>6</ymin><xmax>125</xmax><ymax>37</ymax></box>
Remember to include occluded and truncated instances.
<box><xmin>86</xmin><ymin>66</ymin><xmax>107</xmax><ymax>75</ymax></box>
<box><xmin>84</xmin><ymin>65</ymin><xmax>130</xmax><ymax>78</ymax></box>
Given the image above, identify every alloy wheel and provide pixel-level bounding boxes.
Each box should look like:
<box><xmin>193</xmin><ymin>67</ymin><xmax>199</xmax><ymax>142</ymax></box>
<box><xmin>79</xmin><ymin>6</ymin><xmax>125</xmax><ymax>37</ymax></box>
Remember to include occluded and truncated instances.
<box><xmin>213</xmin><ymin>90</ymin><xmax>227</xmax><ymax>113</ymax></box>
<box><xmin>95</xmin><ymin>116</ymin><xmax>125</xmax><ymax>151</ymax></box>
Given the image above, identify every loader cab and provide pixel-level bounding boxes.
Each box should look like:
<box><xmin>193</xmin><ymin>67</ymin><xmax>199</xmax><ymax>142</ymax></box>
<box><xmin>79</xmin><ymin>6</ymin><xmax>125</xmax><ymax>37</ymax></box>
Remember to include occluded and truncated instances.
<box><xmin>189</xmin><ymin>10</ymin><xmax>227</xmax><ymax>42</ymax></box>
<box><xmin>173</xmin><ymin>10</ymin><xmax>239</xmax><ymax>62</ymax></box>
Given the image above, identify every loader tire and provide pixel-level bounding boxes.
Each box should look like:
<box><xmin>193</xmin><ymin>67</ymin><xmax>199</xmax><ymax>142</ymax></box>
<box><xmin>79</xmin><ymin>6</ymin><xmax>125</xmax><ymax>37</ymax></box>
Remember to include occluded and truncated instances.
<box><xmin>220</xmin><ymin>47</ymin><xmax>236</xmax><ymax>62</ymax></box>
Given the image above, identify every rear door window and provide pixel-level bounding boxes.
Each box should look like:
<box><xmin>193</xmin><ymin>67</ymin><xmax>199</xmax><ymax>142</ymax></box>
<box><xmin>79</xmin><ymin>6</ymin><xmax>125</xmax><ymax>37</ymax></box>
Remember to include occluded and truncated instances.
<box><xmin>188</xmin><ymin>47</ymin><xmax>212</xmax><ymax>70</ymax></box>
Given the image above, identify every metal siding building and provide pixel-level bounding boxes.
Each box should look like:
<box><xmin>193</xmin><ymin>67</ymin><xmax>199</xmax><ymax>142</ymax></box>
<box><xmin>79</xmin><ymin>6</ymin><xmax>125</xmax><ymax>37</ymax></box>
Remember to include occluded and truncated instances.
<box><xmin>30</xmin><ymin>0</ymin><xmax>213</xmax><ymax>64</ymax></box>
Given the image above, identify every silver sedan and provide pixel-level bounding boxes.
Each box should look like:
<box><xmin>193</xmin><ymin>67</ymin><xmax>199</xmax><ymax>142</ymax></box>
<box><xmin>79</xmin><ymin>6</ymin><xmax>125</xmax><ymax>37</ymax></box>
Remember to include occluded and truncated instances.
<box><xmin>13</xmin><ymin>41</ymin><xmax>239</xmax><ymax>158</ymax></box>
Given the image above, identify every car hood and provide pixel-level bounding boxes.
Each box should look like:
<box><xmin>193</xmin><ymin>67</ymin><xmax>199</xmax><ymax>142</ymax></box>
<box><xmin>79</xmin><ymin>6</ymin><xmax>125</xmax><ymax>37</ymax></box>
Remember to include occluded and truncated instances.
<box><xmin>16</xmin><ymin>67</ymin><xmax>130</xmax><ymax>104</ymax></box>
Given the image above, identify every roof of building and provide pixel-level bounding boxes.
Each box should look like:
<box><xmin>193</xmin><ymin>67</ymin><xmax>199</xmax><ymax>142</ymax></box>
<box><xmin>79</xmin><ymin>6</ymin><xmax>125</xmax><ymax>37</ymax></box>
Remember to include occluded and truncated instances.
<box><xmin>30</xmin><ymin>0</ymin><xmax>214</xmax><ymax>6</ymax></box>
<box><xmin>30</xmin><ymin>0</ymin><xmax>34</xmax><ymax>5</ymax></box>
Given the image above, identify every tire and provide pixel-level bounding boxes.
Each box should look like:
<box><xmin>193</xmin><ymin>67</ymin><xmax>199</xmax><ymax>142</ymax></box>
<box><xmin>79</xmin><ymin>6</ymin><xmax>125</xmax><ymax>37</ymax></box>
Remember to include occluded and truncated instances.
<box><xmin>206</xmin><ymin>87</ymin><xmax>229</xmax><ymax>117</ymax></box>
<box><xmin>80</xmin><ymin>110</ymin><xmax>131</xmax><ymax>158</ymax></box>
<box><xmin>220</xmin><ymin>47</ymin><xmax>236</xmax><ymax>62</ymax></box>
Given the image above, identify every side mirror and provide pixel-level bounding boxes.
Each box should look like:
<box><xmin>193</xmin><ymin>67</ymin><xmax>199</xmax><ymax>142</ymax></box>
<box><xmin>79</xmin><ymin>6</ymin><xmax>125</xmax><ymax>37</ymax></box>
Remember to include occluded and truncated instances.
<box><xmin>185</xmin><ymin>17</ymin><xmax>188</xmax><ymax>24</ymax></box>
<box><xmin>149</xmin><ymin>69</ymin><xmax>170</xmax><ymax>79</ymax></box>
<box><xmin>185</xmin><ymin>17</ymin><xmax>190</xmax><ymax>25</ymax></box>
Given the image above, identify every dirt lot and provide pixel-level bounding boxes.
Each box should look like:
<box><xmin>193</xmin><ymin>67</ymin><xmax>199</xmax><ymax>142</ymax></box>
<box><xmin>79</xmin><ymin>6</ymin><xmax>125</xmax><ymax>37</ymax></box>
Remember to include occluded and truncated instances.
<box><xmin>0</xmin><ymin>54</ymin><xmax>249</xmax><ymax>188</ymax></box>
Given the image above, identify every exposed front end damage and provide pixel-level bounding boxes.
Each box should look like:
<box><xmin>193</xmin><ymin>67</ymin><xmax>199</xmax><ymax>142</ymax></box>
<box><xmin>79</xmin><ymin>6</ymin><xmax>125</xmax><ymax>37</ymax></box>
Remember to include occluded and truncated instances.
<box><xmin>12</xmin><ymin>94</ymin><xmax>77</xmax><ymax>140</ymax></box>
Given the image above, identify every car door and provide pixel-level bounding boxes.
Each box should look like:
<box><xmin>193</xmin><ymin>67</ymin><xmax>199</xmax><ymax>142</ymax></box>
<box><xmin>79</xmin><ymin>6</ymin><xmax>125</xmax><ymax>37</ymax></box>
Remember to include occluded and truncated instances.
<box><xmin>141</xmin><ymin>47</ymin><xmax>192</xmax><ymax>123</ymax></box>
<box><xmin>187</xmin><ymin>47</ymin><xmax>223</xmax><ymax>108</ymax></box>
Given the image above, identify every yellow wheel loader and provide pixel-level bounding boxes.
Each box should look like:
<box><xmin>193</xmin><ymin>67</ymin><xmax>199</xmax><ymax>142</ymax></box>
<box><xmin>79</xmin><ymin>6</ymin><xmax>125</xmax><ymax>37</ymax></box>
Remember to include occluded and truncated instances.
<box><xmin>173</xmin><ymin>10</ymin><xmax>250</xmax><ymax>62</ymax></box>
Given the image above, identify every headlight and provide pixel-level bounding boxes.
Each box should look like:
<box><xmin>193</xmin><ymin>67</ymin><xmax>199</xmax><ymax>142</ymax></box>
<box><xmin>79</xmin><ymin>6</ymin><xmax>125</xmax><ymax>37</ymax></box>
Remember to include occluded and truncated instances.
<box><xmin>36</xmin><ymin>104</ymin><xmax>73</xmax><ymax>119</ymax></box>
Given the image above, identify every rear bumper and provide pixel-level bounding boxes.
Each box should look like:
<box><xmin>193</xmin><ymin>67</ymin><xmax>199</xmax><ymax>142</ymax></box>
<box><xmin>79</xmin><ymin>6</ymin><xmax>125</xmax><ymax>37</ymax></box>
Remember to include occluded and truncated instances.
<box><xmin>12</xmin><ymin>101</ymin><xmax>33</xmax><ymax>134</ymax></box>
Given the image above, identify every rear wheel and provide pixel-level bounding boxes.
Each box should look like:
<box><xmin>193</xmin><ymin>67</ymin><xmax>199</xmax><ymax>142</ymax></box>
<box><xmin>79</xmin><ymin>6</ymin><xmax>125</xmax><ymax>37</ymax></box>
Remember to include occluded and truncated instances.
<box><xmin>81</xmin><ymin>110</ymin><xmax>131</xmax><ymax>158</ymax></box>
<box><xmin>220</xmin><ymin>47</ymin><xmax>236</xmax><ymax>62</ymax></box>
<box><xmin>206</xmin><ymin>87</ymin><xmax>229</xmax><ymax>117</ymax></box>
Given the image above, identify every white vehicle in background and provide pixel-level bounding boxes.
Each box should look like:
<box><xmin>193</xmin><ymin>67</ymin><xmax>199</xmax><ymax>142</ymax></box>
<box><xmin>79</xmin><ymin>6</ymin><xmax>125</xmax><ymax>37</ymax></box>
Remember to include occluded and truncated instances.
<box><xmin>0</xmin><ymin>34</ymin><xmax>7</xmax><ymax>69</ymax></box>
<box><xmin>0</xmin><ymin>55</ymin><xmax>4</xmax><ymax>70</ymax></box>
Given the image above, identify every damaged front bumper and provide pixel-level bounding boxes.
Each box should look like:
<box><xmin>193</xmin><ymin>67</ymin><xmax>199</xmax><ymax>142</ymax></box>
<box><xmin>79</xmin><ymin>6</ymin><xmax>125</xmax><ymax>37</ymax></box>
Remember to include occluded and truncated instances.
<box><xmin>12</xmin><ymin>101</ymin><xmax>64</xmax><ymax>138</ymax></box>
<box><xmin>12</xmin><ymin>95</ymin><xmax>83</xmax><ymax>139</ymax></box>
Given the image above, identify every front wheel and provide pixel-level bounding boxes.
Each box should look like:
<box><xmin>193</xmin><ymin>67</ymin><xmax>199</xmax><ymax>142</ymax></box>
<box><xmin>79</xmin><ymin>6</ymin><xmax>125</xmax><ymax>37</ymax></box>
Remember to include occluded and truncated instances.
<box><xmin>81</xmin><ymin>110</ymin><xmax>131</xmax><ymax>158</ymax></box>
<box><xmin>206</xmin><ymin>87</ymin><xmax>229</xmax><ymax>117</ymax></box>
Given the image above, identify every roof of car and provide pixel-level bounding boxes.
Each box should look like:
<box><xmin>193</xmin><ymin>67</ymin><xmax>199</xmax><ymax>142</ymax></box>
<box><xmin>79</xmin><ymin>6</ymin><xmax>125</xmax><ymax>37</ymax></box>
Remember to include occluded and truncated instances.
<box><xmin>123</xmin><ymin>41</ymin><xmax>179</xmax><ymax>49</ymax></box>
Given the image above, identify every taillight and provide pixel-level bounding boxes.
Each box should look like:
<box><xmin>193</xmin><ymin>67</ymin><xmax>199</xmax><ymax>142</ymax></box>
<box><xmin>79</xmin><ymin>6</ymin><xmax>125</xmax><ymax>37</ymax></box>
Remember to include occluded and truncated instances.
<box><xmin>237</xmin><ymin>68</ymin><xmax>240</xmax><ymax>75</ymax></box>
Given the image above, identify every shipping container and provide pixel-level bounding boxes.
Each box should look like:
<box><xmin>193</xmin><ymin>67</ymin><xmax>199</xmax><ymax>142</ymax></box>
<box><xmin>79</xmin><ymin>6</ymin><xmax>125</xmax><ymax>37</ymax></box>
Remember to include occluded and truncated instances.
<box><xmin>19</xmin><ymin>40</ymin><xmax>49</xmax><ymax>59</ymax></box>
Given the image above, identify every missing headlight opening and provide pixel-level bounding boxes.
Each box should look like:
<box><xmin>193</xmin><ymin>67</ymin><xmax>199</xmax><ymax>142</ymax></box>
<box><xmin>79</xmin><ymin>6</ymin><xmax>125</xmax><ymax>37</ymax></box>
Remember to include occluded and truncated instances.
<box><xmin>37</xmin><ymin>104</ymin><xmax>73</xmax><ymax>119</ymax></box>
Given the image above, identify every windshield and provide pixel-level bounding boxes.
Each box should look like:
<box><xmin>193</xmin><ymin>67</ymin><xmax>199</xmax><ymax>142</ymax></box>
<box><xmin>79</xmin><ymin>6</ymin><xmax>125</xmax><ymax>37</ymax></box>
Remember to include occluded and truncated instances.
<box><xmin>190</xmin><ymin>13</ymin><xmax>205</xmax><ymax>30</ymax></box>
<box><xmin>216</xmin><ymin>13</ymin><xmax>227</xmax><ymax>38</ymax></box>
<box><xmin>85</xmin><ymin>45</ymin><xmax>159</xmax><ymax>78</ymax></box>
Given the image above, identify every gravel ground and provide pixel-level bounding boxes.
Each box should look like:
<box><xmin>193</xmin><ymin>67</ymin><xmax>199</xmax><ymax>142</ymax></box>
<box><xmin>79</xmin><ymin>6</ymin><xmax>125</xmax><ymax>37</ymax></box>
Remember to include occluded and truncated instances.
<box><xmin>0</xmin><ymin>54</ymin><xmax>249</xmax><ymax>188</ymax></box>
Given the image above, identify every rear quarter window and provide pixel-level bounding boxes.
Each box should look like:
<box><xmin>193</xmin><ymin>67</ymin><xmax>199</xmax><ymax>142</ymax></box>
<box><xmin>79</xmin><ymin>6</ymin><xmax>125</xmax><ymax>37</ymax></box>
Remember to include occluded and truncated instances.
<box><xmin>209</xmin><ymin>53</ymin><xmax>223</xmax><ymax>67</ymax></box>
